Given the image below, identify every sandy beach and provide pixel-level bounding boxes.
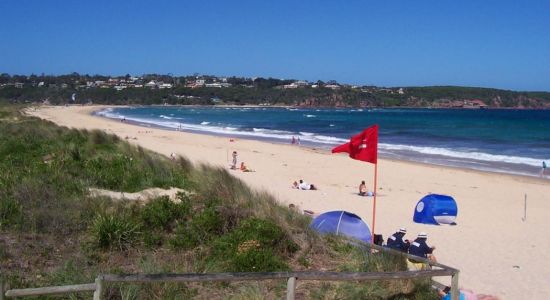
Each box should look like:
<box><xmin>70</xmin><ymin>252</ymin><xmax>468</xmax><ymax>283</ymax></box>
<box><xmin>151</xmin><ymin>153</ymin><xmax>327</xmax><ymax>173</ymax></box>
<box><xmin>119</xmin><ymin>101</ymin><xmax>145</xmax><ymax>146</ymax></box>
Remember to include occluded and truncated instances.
<box><xmin>27</xmin><ymin>105</ymin><xmax>550</xmax><ymax>299</ymax></box>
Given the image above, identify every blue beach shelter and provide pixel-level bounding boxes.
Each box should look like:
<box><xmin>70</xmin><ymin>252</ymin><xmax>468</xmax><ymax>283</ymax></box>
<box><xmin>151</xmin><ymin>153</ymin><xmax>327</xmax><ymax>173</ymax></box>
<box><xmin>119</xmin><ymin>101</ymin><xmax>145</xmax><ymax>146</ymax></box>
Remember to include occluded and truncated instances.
<box><xmin>413</xmin><ymin>194</ymin><xmax>458</xmax><ymax>225</ymax></box>
<box><xmin>310</xmin><ymin>211</ymin><xmax>372</xmax><ymax>243</ymax></box>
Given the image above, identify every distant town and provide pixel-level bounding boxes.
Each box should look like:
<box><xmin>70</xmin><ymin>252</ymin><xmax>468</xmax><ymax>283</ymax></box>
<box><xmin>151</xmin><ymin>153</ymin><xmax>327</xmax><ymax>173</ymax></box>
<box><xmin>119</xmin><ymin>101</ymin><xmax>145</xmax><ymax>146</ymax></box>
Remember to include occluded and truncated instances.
<box><xmin>1</xmin><ymin>73</ymin><xmax>549</xmax><ymax>108</ymax></box>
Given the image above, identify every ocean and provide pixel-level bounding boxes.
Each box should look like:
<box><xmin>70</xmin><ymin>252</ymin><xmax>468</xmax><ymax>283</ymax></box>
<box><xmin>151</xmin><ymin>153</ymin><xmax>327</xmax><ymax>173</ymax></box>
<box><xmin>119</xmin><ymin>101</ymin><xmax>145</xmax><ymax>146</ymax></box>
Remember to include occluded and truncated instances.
<box><xmin>96</xmin><ymin>106</ymin><xmax>550</xmax><ymax>177</ymax></box>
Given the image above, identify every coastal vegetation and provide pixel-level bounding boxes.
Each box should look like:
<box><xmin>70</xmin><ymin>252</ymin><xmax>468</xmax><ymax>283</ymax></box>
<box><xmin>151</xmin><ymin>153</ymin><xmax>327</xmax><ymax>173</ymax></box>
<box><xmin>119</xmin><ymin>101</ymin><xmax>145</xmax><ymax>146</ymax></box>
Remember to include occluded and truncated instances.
<box><xmin>1</xmin><ymin>73</ymin><xmax>550</xmax><ymax>108</ymax></box>
<box><xmin>0</xmin><ymin>104</ymin><xmax>439</xmax><ymax>298</ymax></box>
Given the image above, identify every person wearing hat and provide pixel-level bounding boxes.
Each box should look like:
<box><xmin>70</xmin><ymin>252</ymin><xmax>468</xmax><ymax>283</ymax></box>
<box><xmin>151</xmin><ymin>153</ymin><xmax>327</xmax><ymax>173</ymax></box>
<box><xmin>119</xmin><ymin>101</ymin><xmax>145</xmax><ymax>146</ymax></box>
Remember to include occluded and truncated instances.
<box><xmin>407</xmin><ymin>232</ymin><xmax>436</xmax><ymax>270</ymax></box>
<box><xmin>386</xmin><ymin>227</ymin><xmax>410</xmax><ymax>252</ymax></box>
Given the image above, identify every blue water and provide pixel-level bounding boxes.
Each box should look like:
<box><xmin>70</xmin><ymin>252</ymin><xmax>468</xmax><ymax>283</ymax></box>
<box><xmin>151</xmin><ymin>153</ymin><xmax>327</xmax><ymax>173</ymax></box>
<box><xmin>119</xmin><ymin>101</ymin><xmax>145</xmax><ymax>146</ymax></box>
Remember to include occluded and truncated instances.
<box><xmin>97</xmin><ymin>106</ymin><xmax>550</xmax><ymax>177</ymax></box>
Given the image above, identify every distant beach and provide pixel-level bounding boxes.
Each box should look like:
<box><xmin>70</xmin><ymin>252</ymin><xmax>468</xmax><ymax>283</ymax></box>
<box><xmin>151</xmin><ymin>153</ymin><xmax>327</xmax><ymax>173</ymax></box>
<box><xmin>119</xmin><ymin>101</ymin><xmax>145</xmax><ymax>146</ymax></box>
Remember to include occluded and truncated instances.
<box><xmin>27</xmin><ymin>105</ymin><xmax>550</xmax><ymax>299</ymax></box>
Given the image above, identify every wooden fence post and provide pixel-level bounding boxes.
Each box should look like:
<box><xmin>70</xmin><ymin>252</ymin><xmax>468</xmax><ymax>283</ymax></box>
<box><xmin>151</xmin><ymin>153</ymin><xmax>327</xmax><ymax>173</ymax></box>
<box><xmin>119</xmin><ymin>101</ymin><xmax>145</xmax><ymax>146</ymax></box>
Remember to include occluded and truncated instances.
<box><xmin>286</xmin><ymin>277</ymin><xmax>296</xmax><ymax>300</ymax></box>
<box><xmin>450</xmin><ymin>271</ymin><xmax>459</xmax><ymax>300</ymax></box>
<box><xmin>93</xmin><ymin>276</ymin><xmax>104</xmax><ymax>300</ymax></box>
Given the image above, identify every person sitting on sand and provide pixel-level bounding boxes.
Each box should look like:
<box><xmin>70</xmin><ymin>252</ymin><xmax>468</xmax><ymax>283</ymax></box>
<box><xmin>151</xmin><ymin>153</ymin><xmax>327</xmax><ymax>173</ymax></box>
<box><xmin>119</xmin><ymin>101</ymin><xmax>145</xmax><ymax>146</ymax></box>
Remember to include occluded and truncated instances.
<box><xmin>298</xmin><ymin>179</ymin><xmax>317</xmax><ymax>190</ymax></box>
<box><xmin>386</xmin><ymin>227</ymin><xmax>410</xmax><ymax>253</ymax></box>
<box><xmin>359</xmin><ymin>180</ymin><xmax>367</xmax><ymax>196</ymax></box>
<box><xmin>240</xmin><ymin>162</ymin><xmax>254</xmax><ymax>172</ymax></box>
<box><xmin>407</xmin><ymin>232</ymin><xmax>436</xmax><ymax>270</ymax></box>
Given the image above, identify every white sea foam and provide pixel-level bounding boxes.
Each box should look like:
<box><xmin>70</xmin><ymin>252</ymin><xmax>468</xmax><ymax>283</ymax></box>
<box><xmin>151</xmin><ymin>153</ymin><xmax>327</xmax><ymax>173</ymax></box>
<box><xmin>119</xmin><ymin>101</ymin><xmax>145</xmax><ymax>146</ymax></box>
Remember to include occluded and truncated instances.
<box><xmin>312</xmin><ymin>135</ymin><xmax>348</xmax><ymax>144</ymax></box>
<box><xmin>305</xmin><ymin>114</ymin><xmax>316</xmax><ymax>118</ymax></box>
<box><xmin>379</xmin><ymin>143</ymin><xmax>544</xmax><ymax>167</ymax></box>
<box><xmin>96</xmin><ymin>108</ymin><xmax>123</xmax><ymax>119</ymax></box>
<box><xmin>299</xmin><ymin>132</ymin><xmax>315</xmax><ymax>136</ymax></box>
<box><xmin>200</xmin><ymin>121</ymin><xmax>210</xmax><ymax>125</ymax></box>
<box><xmin>160</xmin><ymin>115</ymin><xmax>173</xmax><ymax>119</ymax></box>
<box><xmin>253</xmin><ymin>128</ymin><xmax>293</xmax><ymax>134</ymax></box>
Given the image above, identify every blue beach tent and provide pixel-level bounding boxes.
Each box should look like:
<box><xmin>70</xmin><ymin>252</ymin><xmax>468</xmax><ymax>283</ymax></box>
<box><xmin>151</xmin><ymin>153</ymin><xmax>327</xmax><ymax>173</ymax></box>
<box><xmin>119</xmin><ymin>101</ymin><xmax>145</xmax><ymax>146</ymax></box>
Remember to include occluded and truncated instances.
<box><xmin>310</xmin><ymin>211</ymin><xmax>372</xmax><ymax>243</ymax></box>
<box><xmin>413</xmin><ymin>194</ymin><xmax>458</xmax><ymax>225</ymax></box>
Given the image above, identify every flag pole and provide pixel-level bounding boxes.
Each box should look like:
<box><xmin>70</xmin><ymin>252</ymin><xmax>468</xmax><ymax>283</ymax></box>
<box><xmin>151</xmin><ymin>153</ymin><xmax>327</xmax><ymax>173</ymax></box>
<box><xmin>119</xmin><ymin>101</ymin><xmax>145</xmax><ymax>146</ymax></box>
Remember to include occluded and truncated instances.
<box><xmin>372</xmin><ymin>162</ymin><xmax>378</xmax><ymax>240</ymax></box>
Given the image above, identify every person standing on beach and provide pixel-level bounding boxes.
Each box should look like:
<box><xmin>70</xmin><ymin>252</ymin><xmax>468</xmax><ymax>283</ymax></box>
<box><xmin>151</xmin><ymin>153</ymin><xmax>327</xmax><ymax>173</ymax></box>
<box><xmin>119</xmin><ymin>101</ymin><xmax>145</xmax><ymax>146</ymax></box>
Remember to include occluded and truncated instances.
<box><xmin>541</xmin><ymin>161</ymin><xmax>547</xmax><ymax>177</ymax></box>
<box><xmin>231</xmin><ymin>151</ymin><xmax>238</xmax><ymax>169</ymax></box>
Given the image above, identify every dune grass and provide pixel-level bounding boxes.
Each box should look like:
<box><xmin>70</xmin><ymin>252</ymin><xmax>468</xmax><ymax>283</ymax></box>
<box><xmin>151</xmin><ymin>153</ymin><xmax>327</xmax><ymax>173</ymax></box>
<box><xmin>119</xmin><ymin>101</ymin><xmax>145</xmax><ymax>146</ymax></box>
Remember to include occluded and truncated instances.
<box><xmin>0</xmin><ymin>105</ymin><xmax>438</xmax><ymax>299</ymax></box>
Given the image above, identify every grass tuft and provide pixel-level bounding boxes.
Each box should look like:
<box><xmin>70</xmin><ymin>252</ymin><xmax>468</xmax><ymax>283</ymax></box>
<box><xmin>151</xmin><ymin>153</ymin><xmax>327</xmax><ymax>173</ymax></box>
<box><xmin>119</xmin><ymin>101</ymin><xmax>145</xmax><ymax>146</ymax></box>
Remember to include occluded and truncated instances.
<box><xmin>91</xmin><ymin>214</ymin><xmax>140</xmax><ymax>250</ymax></box>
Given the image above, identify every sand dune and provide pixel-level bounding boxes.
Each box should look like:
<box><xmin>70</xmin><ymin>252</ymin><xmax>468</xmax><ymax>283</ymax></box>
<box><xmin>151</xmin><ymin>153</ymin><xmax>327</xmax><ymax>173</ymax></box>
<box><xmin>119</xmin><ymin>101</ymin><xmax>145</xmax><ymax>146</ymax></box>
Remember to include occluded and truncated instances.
<box><xmin>27</xmin><ymin>105</ymin><xmax>550</xmax><ymax>299</ymax></box>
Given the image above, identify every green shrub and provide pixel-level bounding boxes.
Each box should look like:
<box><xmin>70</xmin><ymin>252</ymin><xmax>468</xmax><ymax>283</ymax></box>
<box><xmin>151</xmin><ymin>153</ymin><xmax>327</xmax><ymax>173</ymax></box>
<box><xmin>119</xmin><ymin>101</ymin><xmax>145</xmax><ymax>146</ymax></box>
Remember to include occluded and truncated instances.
<box><xmin>143</xmin><ymin>231</ymin><xmax>163</xmax><ymax>248</ymax></box>
<box><xmin>140</xmin><ymin>196</ymin><xmax>190</xmax><ymax>230</ymax></box>
<box><xmin>191</xmin><ymin>207</ymin><xmax>224</xmax><ymax>237</ymax></box>
<box><xmin>0</xmin><ymin>198</ymin><xmax>21</xmax><ymax>229</ymax></box>
<box><xmin>231</xmin><ymin>248</ymin><xmax>289</xmax><ymax>272</ymax></box>
<box><xmin>91</xmin><ymin>214</ymin><xmax>139</xmax><ymax>250</ymax></box>
<box><xmin>168</xmin><ymin>195</ymin><xmax>225</xmax><ymax>250</ymax></box>
<box><xmin>210</xmin><ymin>218</ymin><xmax>299</xmax><ymax>272</ymax></box>
<box><xmin>169</xmin><ymin>223</ymin><xmax>201</xmax><ymax>250</ymax></box>
<box><xmin>169</xmin><ymin>206</ymin><xmax>222</xmax><ymax>250</ymax></box>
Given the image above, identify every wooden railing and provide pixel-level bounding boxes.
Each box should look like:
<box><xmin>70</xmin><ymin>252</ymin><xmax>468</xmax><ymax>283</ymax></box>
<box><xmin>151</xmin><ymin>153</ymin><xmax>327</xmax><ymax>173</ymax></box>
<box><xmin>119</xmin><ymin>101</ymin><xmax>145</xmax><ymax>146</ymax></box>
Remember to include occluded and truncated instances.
<box><xmin>1</xmin><ymin>244</ymin><xmax>460</xmax><ymax>300</ymax></box>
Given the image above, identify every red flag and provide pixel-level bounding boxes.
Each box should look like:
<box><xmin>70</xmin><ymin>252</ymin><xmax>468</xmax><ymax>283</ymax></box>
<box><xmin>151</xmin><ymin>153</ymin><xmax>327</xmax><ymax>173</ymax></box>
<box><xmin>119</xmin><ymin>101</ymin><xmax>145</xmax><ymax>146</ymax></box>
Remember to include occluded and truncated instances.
<box><xmin>332</xmin><ymin>125</ymin><xmax>378</xmax><ymax>164</ymax></box>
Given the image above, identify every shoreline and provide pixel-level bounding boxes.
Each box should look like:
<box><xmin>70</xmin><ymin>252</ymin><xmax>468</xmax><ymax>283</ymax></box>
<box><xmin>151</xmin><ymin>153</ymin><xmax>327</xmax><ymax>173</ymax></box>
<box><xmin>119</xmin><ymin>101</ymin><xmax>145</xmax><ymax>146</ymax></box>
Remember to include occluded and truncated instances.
<box><xmin>96</xmin><ymin>110</ymin><xmax>546</xmax><ymax>183</ymax></box>
<box><xmin>26</xmin><ymin>105</ymin><xmax>550</xmax><ymax>299</ymax></box>
<box><xmin>94</xmin><ymin>105</ymin><xmax>547</xmax><ymax>180</ymax></box>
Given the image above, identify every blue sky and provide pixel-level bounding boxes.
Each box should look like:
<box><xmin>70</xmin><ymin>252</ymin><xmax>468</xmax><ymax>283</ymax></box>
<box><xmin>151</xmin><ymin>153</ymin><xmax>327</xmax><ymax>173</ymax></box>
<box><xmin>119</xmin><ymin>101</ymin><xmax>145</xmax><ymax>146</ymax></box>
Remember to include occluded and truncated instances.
<box><xmin>1</xmin><ymin>0</ymin><xmax>549</xmax><ymax>91</ymax></box>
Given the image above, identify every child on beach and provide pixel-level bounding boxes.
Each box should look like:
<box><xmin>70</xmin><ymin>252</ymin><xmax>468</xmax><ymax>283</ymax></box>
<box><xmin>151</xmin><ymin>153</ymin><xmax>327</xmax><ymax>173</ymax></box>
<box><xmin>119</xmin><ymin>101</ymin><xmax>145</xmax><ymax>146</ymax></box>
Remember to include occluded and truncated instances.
<box><xmin>359</xmin><ymin>180</ymin><xmax>367</xmax><ymax>196</ymax></box>
<box><xmin>358</xmin><ymin>180</ymin><xmax>374</xmax><ymax>196</ymax></box>
<box><xmin>240</xmin><ymin>162</ymin><xmax>254</xmax><ymax>172</ymax></box>
<box><xmin>231</xmin><ymin>151</ymin><xmax>238</xmax><ymax>169</ymax></box>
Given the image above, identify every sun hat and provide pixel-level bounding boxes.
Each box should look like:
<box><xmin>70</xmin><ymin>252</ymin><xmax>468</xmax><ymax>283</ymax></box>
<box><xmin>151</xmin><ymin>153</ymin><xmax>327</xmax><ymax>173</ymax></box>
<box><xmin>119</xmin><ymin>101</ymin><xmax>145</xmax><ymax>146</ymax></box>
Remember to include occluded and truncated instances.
<box><xmin>399</xmin><ymin>227</ymin><xmax>407</xmax><ymax>233</ymax></box>
<box><xmin>418</xmin><ymin>232</ymin><xmax>428</xmax><ymax>238</ymax></box>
